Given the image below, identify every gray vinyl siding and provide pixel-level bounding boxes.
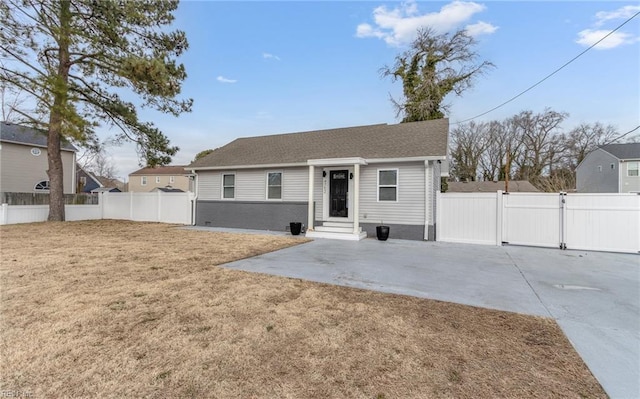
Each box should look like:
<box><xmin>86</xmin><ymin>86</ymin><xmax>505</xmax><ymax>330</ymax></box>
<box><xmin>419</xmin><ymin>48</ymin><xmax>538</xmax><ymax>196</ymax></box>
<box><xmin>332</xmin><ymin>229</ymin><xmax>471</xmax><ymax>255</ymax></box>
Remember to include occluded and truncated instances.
<box><xmin>359</xmin><ymin>162</ymin><xmax>425</xmax><ymax>225</ymax></box>
<box><xmin>236</xmin><ymin>169</ymin><xmax>266</xmax><ymax>200</ymax></box>
<box><xmin>620</xmin><ymin>160</ymin><xmax>640</xmax><ymax>193</ymax></box>
<box><xmin>197</xmin><ymin>167</ymin><xmax>309</xmax><ymax>201</ymax></box>
<box><xmin>0</xmin><ymin>142</ymin><xmax>75</xmax><ymax>193</ymax></box>
<box><xmin>576</xmin><ymin>150</ymin><xmax>619</xmax><ymax>192</ymax></box>
<box><xmin>282</xmin><ymin>167</ymin><xmax>308</xmax><ymax>201</ymax></box>
<box><xmin>197</xmin><ymin>171</ymin><xmax>221</xmax><ymax>200</ymax></box>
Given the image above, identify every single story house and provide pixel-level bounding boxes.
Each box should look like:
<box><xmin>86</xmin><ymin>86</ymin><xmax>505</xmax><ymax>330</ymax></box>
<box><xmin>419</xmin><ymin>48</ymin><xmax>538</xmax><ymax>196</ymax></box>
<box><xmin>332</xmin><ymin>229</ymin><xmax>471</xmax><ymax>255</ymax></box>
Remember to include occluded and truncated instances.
<box><xmin>76</xmin><ymin>165</ymin><xmax>102</xmax><ymax>193</ymax></box>
<box><xmin>187</xmin><ymin>119</ymin><xmax>449</xmax><ymax>240</ymax></box>
<box><xmin>576</xmin><ymin>143</ymin><xmax>640</xmax><ymax>193</ymax></box>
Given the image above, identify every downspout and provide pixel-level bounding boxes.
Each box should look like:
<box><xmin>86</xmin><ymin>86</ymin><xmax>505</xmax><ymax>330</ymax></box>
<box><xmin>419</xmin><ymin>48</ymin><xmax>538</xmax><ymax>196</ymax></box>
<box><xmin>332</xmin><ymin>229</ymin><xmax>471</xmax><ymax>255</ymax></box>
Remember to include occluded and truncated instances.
<box><xmin>190</xmin><ymin>169</ymin><xmax>198</xmax><ymax>226</ymax></box>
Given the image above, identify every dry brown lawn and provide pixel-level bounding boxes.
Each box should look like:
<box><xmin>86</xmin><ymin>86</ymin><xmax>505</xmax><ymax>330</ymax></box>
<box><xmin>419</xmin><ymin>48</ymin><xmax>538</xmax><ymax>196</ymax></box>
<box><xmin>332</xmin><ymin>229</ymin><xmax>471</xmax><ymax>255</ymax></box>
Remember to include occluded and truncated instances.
<box><xmin>0</xmin><ymin>220</ymin><xmax>605</xmax><ymax>398</ymax></box>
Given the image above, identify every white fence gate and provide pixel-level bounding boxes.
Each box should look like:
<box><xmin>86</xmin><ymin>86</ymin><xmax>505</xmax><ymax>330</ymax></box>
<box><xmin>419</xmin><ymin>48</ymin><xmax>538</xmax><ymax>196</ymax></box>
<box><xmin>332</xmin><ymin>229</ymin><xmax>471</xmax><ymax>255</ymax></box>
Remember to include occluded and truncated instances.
<box><xmin>0</xmin><ymin>191</ymin><xmax>193</xmax><ymax>226</ymax></box>
<box><xmin>437</xmin><ymin>191</ymin><xmax>640</xmax><ymax>254</ymax></box>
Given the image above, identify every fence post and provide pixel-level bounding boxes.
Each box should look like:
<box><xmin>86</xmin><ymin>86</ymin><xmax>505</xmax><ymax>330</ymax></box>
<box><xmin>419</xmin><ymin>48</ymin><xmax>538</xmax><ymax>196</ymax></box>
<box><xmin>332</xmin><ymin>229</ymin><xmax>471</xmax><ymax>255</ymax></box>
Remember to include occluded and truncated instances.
<box><xmin>435</xmin><ymin>191</ymin><xmax>441</xmax><ymax>241</ymax></box>
<box><xmin>496</xmin><ymin>191</ymin><xmax>503</xmax><ymax>246</ymax></box>
<box><xmin>1</xmin><ymin>203</ymin><xmax>7</xmax><ymax>225</ymax></box>
<box><xmin>99</xmin><ymin>192</ymin><xmax>105</xmax><ymax>220</ymax></box>
<box><xmin>129</xmin><ymin>192</ymin><xmax>134</xmax><ymax>221</ymax></box>
<box><xmin>157</xmin><ymin>191</ymin><xmax>162</xmax><ymax>222</ymax></box>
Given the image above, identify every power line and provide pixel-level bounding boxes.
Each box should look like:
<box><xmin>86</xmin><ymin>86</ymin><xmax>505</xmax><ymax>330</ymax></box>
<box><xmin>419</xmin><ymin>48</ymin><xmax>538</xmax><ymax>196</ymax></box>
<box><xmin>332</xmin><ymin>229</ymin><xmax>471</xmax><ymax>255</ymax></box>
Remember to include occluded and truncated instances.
<box><xmin>454</xmin><ymin>10</ymin><xmax>640</xmax><ymax>125</ymax></box>
<box><xmin>603</xmin><ymin>124</ymin><xmax>640</xmax><ymax>145</ymax></box>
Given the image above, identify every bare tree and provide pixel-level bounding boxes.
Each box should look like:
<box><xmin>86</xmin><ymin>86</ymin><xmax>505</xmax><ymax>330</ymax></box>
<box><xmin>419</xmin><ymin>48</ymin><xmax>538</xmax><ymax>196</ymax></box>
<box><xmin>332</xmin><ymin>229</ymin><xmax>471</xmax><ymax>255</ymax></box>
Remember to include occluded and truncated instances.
<box><xmin>381</xmin><ymin>28</ymin><xmax>494</xmax><ymax>122</ymax></box>
<box><xmin>510</xmin><ymin>109</ymin><xmax>568</xmax><ymax>186</ymax></box>
<box><xmin>564</xmin><ymin>122</ymin><xmax>618</xmax><ymax>170</ymax></box>
<box><xmin>0</xmin><ymin>82</ymin><xmax>27</xmax><ymax>122</ymax></box>
<box><xmin>80</xmin><ymin>148</ymin><xmax>117</xmax><ymax>180</ymax></box>
<box><xmin>449</xmin><ymin>121</ymin><xmax>490</xmax><ymax>181</ymax></box>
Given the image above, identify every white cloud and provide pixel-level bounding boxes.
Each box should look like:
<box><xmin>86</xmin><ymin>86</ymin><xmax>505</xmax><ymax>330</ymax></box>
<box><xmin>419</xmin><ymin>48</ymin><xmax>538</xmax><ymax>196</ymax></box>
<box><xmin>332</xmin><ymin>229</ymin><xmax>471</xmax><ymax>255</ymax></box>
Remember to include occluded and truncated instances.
<box><xmin>263</xmin><ymin>52</ymin><xmax>281</xmax><ymax>61</ymax></box>
<box><xmin>216</xmin><ymin>76</ymin><xmax>237</xmax><ymax>84</ymax></box>
<box><xmin>576</xmin><ymin>29</ymin><xmax>638</xmax><ymax>50</ymax></box>
<box><xmin>465</xmin><ymin>21</ymin><xmax>498</xmax><ymax>37</ymax></box>
<box><xmin>356</xmin><ymin>0</ymin><xmax>497</xmax><ymax>46</ymax></box>
<box><xmin>594</xmin><ymin>5</ymin><xmax>640</xmax><ymax>27</ymax></box>
<box><xmin>575</xmin><ymin>5</ymin><xmax>640</xmax><ymax>50</ymax></box>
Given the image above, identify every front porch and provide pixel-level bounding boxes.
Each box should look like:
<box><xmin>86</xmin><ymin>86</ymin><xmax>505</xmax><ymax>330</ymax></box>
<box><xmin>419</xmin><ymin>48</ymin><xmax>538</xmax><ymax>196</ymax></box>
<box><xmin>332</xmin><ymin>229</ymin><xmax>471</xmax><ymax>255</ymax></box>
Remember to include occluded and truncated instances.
<box><xmin>305</xmin><ymin>157</ymin><xmax>367</xmax><ymax>241</ymax></box>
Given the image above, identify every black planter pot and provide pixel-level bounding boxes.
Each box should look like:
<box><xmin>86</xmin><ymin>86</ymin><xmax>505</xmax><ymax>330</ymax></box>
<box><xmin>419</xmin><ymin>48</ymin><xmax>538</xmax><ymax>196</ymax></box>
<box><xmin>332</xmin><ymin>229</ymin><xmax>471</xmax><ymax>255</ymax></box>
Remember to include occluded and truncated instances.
<box><xmin>290</xmin><ymin>222</ymin><xmax>302</xmax><ymax>236</ymax></box>
<box><xmin>376</xmin><ymin>226</ymin><xmax>390</xmax><ymax>241</ymax></box>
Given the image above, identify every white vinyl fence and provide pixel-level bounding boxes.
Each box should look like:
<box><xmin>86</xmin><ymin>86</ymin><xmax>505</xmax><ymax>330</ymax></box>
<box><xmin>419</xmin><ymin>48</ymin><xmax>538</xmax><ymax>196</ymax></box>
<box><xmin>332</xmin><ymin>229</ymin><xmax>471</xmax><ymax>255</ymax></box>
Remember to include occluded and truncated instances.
<box><xmin>1</xmin><ymin>191</ymin><xmax>193</xmax><ymax>226</ymax></box>
<box><xmin>437</xmin><ymin>191</ymin><xmax>640</xmax><ymax>254</ymax></box>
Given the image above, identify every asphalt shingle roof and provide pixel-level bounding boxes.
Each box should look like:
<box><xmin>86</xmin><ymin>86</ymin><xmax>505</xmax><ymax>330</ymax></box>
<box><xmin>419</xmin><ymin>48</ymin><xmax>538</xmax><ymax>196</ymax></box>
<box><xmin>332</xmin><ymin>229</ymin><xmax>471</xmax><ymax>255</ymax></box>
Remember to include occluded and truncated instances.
<box><xmin>0</xmin><ymin>121</ymin><xmax>77</xmax><ymax>151</ymax></box>
<box><xmin>129</xmin><ymin>165</ymin><xmax>189</xmax><ymax>176</ymax></box>
<box><xmin>600</xmin><ymin>143</ymin><xmax>640</xmax><ymax>160</ymax></box>
<box><xmin>188</xmin><ymin>119</ymin><xmax>449</xmax><ymax>169</ymax></box>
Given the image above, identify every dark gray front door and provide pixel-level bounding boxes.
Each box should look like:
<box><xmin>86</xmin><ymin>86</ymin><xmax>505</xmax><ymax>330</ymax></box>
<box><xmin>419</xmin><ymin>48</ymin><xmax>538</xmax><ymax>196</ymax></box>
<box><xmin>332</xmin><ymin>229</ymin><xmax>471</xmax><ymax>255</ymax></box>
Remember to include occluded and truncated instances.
<box><xmin>330</xmin><ymin>170</ymin><xmax>348</xmax><ymax>217</ymax></box>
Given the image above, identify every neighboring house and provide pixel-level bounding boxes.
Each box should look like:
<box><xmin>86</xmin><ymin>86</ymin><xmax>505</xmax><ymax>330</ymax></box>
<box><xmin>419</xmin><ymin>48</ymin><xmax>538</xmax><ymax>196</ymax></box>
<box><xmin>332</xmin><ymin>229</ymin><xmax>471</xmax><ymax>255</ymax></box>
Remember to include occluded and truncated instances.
<box><xmin>448</xmin><ymin>180</ymin><xmax>539</xmax><ymax>193</ymax></box>
<box><xmin>96</xmin><ymin>176</ymin><xmax>125</xmax><ymax>192</ymax></box>
<box><xmin>76</xmin><ymin>165</ymin><xmax>102</xmax><ymax>193</ymax></box>
<box><xmin>576</xmin><ymin>143</ymin><xmax>640</xmax><ymax>193</ymax></box>
<box><xmin>128</xmin><ymin>165</ymin><xmax>191</xmax><ymax>192</ymax></box>
<box><xmin>91</xmin><ymin>187</ymin><xmax>121</xmax><ymax>193</ymax></box>
<box><xmin>0</xmin><ymin>121</ymin><xmax>77</xmax><ymax>194</ymax></box>
<box><xmin>187</xmin><ymin>119</ymin><xmax>449</xmax><ymax>241</ymax></box>
<box><xmin>152</xmin><ymin>186</ymin><xmax>185</xmax><ymax>193</ymax></box>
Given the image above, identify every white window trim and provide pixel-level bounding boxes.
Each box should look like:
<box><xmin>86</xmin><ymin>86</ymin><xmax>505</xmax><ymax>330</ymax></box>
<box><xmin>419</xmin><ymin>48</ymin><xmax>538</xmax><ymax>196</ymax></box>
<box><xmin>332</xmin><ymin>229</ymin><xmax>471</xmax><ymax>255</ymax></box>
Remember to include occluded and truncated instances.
<box><xmin>155</xmin><ymin>176</ymin><xmax>161</xmax><ymax>184</ymax></box>
<box><xmin>377</xmin><ymin>168</ymin><xmax>399</xmax><ymax>202</ymax></box>
<box><xmin>221</xmin><ymin>172</ymin><xmax>236</xmax><ymax>200</ymax></box>
<box><xmin>141</xmin><ymin>176</ymin><xmax>147</xmax><ymax>186</ymax></box>
<box><xmin>266</xmin><ymin>170</ymin><xmax>283</xmax><ymax>201</ymax></box>
<box><xmin>169</xmin><ymin>176</ymin><xmax>175</xmax><ymax>184</ymax></box>
<box><xmin>34</xmin><ymin>180</ymin><xmax>50</xmax><ymax>191</ymax></box>
<box><xmin>627</xmin><ymin>161</ymin><xmax>639</xmax><ymax>177</ymax></box>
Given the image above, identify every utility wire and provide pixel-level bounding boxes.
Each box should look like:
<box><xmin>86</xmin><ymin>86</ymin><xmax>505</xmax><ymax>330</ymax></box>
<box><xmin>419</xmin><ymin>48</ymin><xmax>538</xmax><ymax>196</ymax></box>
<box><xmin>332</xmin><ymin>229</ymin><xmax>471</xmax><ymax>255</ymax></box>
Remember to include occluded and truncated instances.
<box><xmin>602</xmin><ymin>124</ymin><xmax>640</xmax><ymax>145</ymax></box>
<box><xmin>454</xmin><ymin>10</ymin><xmax>640</xmax><ymax>125</ymax></box>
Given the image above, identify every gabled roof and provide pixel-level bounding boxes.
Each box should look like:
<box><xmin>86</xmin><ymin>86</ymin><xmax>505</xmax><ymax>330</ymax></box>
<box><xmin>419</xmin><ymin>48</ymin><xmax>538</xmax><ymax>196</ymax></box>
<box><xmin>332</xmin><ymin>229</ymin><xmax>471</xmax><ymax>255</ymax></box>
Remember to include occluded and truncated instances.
<box><xmin>0</xmin><ymin>121</ymin><xmax>77</xmax><ymax>151</ymax></box>
<box><xmin>189</xmin><ymin>119</ymin><xmax>449</xmax><ymax>169</ymax></box>
<box><xmin>91</xmin><ymin>187</ymin><xmax>121</xmax><ymax>193</ymax></box>
<box><xmin>448</xmin><ymin>180</ymin><xmax>539</xmax><ymax>193</ymax></box>
<box><xmin>129</xmin><ymin>165</ymin><xmax>189</xmax><ymax>176</ymax></box>
<box><xmin>153</xmin><ymin>186</ymin><xmax>185</xmax><ymax>192</ymax></box>
<box><xmin>599</xmin><ymin>143</ymin><xmax>640</xmax><ymax>160</ymax></box>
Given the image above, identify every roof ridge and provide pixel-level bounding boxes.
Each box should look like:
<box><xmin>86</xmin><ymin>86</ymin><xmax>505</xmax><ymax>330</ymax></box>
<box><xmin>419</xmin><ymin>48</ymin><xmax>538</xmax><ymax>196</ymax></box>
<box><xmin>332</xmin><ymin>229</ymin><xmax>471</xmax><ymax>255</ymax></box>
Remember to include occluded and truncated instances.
<box><xmin>234</xmin><ymin>123</ymin><xmax>390</xmax><ymax>141</ymax></box>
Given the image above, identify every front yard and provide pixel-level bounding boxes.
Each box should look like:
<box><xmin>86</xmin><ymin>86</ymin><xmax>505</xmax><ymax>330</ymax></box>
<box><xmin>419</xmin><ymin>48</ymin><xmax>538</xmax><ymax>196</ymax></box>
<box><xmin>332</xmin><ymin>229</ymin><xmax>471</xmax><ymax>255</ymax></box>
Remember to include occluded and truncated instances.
<box><xmin>0</xmin><ymin>220</ymin><xmax>604</xmax><ymax>398</ymax></box>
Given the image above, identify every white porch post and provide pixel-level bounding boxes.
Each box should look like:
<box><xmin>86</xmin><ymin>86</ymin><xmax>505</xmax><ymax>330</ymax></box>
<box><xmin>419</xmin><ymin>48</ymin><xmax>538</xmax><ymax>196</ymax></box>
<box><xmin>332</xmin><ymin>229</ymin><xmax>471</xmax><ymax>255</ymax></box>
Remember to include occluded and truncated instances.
<box><xmin>353</xmin><ymin>163</ymin><xmax>360</xmax><ymax>235</ymax></box>
<box><xmin>307</xmin><ymin>165</ymin><xmax>315</xmax><ymax>231</ymax></box>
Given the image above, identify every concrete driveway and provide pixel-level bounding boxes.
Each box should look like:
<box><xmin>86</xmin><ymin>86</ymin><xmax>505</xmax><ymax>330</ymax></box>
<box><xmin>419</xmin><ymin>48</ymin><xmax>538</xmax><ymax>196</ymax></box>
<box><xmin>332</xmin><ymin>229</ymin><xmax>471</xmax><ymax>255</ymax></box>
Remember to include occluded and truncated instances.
<box><xmin>218</xmin><ymin>235</ymin><xmax>639</xmax><ymax>398</ymax></box>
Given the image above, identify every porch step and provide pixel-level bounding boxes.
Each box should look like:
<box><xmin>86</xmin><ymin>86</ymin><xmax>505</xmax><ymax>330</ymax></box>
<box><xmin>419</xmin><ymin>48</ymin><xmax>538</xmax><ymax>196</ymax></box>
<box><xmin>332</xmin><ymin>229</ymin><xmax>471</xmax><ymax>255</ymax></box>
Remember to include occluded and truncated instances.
<box><xmin>314</xmin><ymin>225</ymin><xmax>359</xmax><ymax>234</ymax></box>
<box><xmin>322</xmin><ymin>221</ymin><xmax>354</xmax><ymax>228</ymax></box>
<box><xmin>306</xmin><ymin>230</ymin><xmax>367</xmax><ymax>241</ymax></box>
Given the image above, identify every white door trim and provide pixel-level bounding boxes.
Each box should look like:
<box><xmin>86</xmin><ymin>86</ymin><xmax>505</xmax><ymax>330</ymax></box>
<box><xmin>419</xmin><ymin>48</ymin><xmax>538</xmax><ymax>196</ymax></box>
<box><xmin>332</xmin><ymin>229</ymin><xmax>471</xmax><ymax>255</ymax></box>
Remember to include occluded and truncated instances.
<box><xmin>322</xmin><ymin>167</ymin><xmax>354</xmax><ymax>222</ymax></box>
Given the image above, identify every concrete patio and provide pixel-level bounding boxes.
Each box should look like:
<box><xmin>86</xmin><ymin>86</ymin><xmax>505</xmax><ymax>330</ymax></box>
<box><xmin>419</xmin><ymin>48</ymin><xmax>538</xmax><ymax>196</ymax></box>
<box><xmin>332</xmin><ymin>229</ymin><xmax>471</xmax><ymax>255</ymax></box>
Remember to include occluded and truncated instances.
<box><xmin>183</xmin><ymin>227</ymin><xmax>639</xmax><ymax>398</ymax></box>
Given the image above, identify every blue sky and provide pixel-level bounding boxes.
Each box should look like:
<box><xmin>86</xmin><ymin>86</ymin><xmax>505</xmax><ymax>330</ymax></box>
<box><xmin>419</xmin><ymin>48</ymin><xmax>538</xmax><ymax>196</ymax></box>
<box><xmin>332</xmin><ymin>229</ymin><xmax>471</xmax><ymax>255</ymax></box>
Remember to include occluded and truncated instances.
<box><xmin>109</xmin><ymin>1</ymin><xmax>640</xmax><ymax>180</ymax></box>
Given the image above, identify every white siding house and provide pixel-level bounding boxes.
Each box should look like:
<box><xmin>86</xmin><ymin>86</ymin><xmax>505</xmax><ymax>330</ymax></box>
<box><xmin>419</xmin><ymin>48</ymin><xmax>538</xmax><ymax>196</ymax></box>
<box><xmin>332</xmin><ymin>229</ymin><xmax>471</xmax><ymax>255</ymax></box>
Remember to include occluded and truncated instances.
<box><xmin>188</xmin><ymin>120</ymin><xmax>449</xmax><ymax>240</ymax></box>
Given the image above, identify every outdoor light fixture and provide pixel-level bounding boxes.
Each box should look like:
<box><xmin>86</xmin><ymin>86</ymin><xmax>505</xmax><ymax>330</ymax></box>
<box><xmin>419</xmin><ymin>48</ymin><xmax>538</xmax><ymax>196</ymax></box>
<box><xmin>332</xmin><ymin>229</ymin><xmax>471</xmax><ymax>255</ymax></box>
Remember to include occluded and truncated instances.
<box><xmin>322</xmin><ymin>171</ymin><xmax>327</xmax><ymax>177</ymax></box>
<box><xmin>350</xmin><ymin>173</ymin><xmax>353</xmax><ymax>179</ymax></box>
